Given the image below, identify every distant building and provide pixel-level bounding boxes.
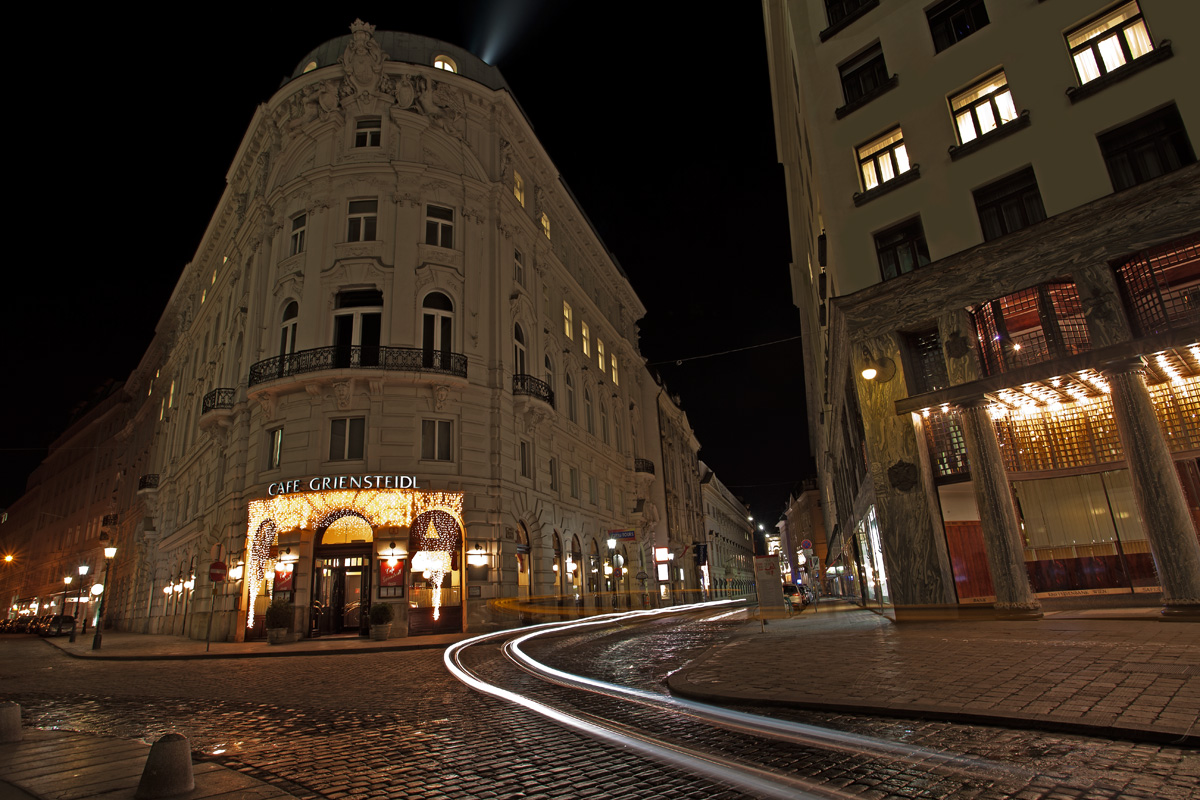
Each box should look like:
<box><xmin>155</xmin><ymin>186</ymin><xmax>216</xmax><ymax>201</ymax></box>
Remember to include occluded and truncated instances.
<box><xmin>780</xmin><ymin>481</ymin><xmax>828</xmax><ymax>593</ymax></box>
<box><xmin>1</xmin><ymin>22</ymin><xmax>710</xmax><ymax>638</ymax></box>
<box><xmin>699</xmin><ymin>464</ymin><xmax>755</xmax><ymax>597</ymax></box>
<box><xmin>764</xmin><ymin>0</ymin><xmax>1200</xmax><ymax>618</ymax></box>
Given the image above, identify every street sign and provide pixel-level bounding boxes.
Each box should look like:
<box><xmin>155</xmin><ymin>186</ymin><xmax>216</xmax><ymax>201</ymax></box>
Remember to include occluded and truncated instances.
<box><xmin>634</xmin><ymin>571</ymin><xmax>649</xmax><ymax>581</ymax></box>
<box><xmin>800</xmin><ymin>539</ymin><xmax>813</xmax><ymax>550</ymax></box>
<box><xmin>608</xmin><ymin>529</ymin><xmax>637</xmax><ymax>540</ymax></box>
<box><xmin>209</xmin><ymin>561</ymin><xmax>227</xmax><ymax>583</ymax></box>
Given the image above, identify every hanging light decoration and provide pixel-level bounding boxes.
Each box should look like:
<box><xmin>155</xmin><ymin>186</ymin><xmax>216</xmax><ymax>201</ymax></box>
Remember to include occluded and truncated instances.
<box><xmin>241</xmin><ymin>489</ymin><xmax>463</xmax><ymax>629</ymax></box>
<box><xmin>409</xmin><ymin>511</ymin><xmax>462</xmax><ymax>621</ymax></box>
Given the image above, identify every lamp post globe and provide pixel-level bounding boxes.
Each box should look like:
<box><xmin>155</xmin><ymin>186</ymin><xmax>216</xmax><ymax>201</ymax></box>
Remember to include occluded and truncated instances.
<box><xmin>91</xmin><ymin>533</ymin><xmax>117</xmax><ymax>651</ymax></box>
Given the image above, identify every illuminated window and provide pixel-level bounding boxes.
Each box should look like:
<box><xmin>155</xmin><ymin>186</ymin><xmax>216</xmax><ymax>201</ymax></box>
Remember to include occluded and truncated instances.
<box><xmin>540</xmin><ymin>212</ymin><xmax>551</xmax><ymax>239</ymax></box>
<box><xmin>168</xmin><ymin>380</ymin><xmax>175</xmax><ymax>408</ymax></box>
<box><xmin>563</xmin><ymin>301</ymin><xmax>573</xmax><ymax>339</ymax></box>
<box><xmin>514</xmin><ymin>171</ymin><xmax>525</xmax><ymax>206</ymax></box>
<box><xmin>329</xmin><ymin>417</ymin><xmax>365</xmax><ymax>461</ymax></box>
<box><xmin>302</xmin><ymin>60</ymin><xmax>318</xmax><ymax>73</ymax></box>
<box><xmin>610</xmin><ymin>354</ymin><xmax>619</xmax><ymax>386</ymax></box>
<box><xmin>582</xmin><ymin>322</ymin><xmax>590</xmax><ymax>357</ymax></box>
<box><xmin>425</xmin><ymin>205</ymin><xmax>454</xmax><ymax>248</ymax></box>
<box><xmin>1068</xmin><ymin>2</ymin><xmax>1155</xmax><ymax>86</ymax></box>
<box><xmin>346</xmin><ymin>199</ymin><xmax>377</xmax><ymax>242</ymax></box>
<box><xmin>875</xmin><ymin>217</ymin><xmax>930</xmax><ymax>281</ymax></box>
<box><xmin>434</xmin><ymin>55</ymin><xmax>457</xmax><ymax>73</ymax></box>
<box><xmin>266</xmin><ymin>428</ymin><xmax>283</xmax><ymax>471</ymax></box>
<box><xmin>421</xmin><ymin>419</ymin><xmax>452</xmax><ymax>461</ymax></box>
<box><xmin>354</xmin><ymin>117</ymin><xmax>381</xmax><ymax>148</ymax></box>
<box><xmin>597</xmin><ymin>339</ymin><xmax>605</xmax><ymax>373</ymax></box>
<box><xmin>857</xmin><ymin>128</ymin><xmax>910</xmax><ymax>191</ymax></box>
<box><xmin>290</xmin><ymin>213</ymin><xmax>306</xmax><ymax>256</ymax></box>
<box><xmin>927</xmin><ymin>0</ymin><xmax>989</xmax><ymax>53</ymax></box>
<box><xmin>974</xmin><ymin>167</ymin><xmax>1046</xmax><ymax>241</ymax></box>
<box><xmin>951</xmin><ymin>71</ymin><xmax>1018</xmax><ymax>145</ymax></box>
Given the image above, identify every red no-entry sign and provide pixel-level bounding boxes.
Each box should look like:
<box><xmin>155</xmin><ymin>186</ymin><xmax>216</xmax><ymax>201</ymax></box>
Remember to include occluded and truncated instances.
<box><xmin>209</xmin><ymin>561</ymin><xmax>227</xmax><ymax>582</ymax></box>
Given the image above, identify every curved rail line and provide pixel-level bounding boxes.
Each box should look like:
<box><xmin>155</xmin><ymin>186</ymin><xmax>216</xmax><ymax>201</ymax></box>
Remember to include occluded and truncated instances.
<box><xmin>445</xmin><ymin>601</ymin><xmax>1030</xmax><ymax>800</ymax></box>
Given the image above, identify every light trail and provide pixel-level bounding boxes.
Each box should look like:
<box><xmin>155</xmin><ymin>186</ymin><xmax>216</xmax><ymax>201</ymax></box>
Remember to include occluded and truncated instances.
<box><xmin>444</xmin><ymin>600</ymin><xmax>847</xmax><ymax>800</ymax></box>
<box><xmin>445</xmin><ymin>602</ymin><xmax>1029</xmax><ymax>798</ymax></box>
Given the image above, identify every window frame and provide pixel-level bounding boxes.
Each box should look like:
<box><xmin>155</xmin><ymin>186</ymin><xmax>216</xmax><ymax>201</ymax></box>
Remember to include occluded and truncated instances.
<box><xmin>596</xmin><ymin>339</ymin><xmax>605</xmax><ymax>373</ymax></box>
<box><xmin>346</xmin><ymin>199</ymin><xmax>378</xmax><ymax>242</ymax></box>
<box><xmin>1097</xmin><ymin>104</ymin><xmax>1196</xmax><ymax>192</ymax></box>
<box><xmin>838</xmin><ymin>43</ymin><xmax>889</xmax><ymax>107</ymax></box>
<box><xmin>289</xmin><ymin>213</ymin><xmax>307</xmax><ymax>256</ymax></box>
<box><xmin>874</xmin><ymin>217</ymin><xmax>931</xmax><ymax>281</ymax></box>
<box><xmin>329</xmin><ymin>416</ymin><xmax>366</xmax><ymax>462</ymax></box>
<box><xmin>514</xmin><ymin>248</ymin><xmax>525</xmax><ymax>287</ymax></box>
<box><xmin>950</xmin><ymin>71</ymin><xmax>1019</xmax><ymax>146</ymax></box>
<box><xmin>266</xmin><ymin>427</ymin><xmax>283</xmax><ymax>471</ymax></box>
<box><xmin>581</xmin><ymin>322</ymin><xmax>590</xmax><ymax>357</ymax></box>
<box><xmin>927</xmin><ymin>0</ymin><xmax>990</xmax><ymax>54</ymax></box>
<box><xmin>354</xmin><ymin>117</ymin><xmax>382</xmax><ymax>148</ymax></box>
<box><xmin>424</xmin><ymin>204</ymin><xmax>455</xmax><ymax>249</ymax></box>
<box><xmin>1067</xmin><ymin>1</ymin><xmax>1155</xmax><ymax>87</ymax></box>
<box><xmin>421</xmin><ymin>418</ymin><xmax>453</xmax><ymax>462</ymax></box>
<box><xmin>857</xmin><ymin>128</ymin><xmax>911</xmax><ymax>192</ymax></box>
<box><xmin>973</xmin><ymin>167</ymin><xmax>1047</xmax><ymax>242</ymax></box>
<box><xmin>514</xmin><ymin>171</ymin><xmax>525</xmax><ymax>206</ymax></box>
<box><xmin>540</xmin><ymin>212</ymin><xmax>551</xmax><ymax>239</ymax></box>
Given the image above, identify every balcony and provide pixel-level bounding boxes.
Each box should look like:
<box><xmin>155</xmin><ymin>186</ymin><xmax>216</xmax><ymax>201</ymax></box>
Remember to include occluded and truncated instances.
<box><xmin>201</xmin><ymin>388</ymin><xmax>235</xmax><ymax>414</ymax></box>
<box><xmin>137</xmin><ymin>474</ymin><xmax>159</xmax><ymax>493</ymax></box>
<box><xmin>248</xmin><ymin>345</ymin><xmax>468</xmax><ymax>387</ymax></box>
<box><xmin>101</xmin><ymin>513</ymin><xmax>119</xmax><ymax>528</ymax></box>
<box><xmin>513</xmin><ymin>374</ymin><xmax>555</xmax><ymax>408</ymax></box>
<box><xmin>634</xmin><ymin>458</ymin><xmax>655</xmax><ymax>476</ymax></box>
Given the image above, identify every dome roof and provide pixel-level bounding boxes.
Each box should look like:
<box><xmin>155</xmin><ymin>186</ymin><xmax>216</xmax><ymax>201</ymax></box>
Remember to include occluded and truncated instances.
<box><xmin>288</xmin><ymin>31</ymin><xmax>510</xmax><ymax>93</ymax></box>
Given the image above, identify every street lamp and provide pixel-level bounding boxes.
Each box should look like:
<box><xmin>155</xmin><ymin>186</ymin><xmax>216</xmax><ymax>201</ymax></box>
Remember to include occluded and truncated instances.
<box><xmin>64</xmin><ymin>575</ymin><xmax>76</xmax><ymax>642</ymax></box>
<box><xmin>78</xmin><ymin>563</ymin><xmax>90</xmax><ymax>632</ymax></box>
<box><xmin>91</xmin><ymin>533</ymin><xmax>117</xmax><ymax>651</ymax></box>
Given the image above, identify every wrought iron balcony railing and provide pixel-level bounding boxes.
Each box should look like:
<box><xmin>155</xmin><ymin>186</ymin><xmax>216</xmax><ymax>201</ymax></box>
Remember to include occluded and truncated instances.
<box><xmin>201</xmin><ymin>387</ymin><xmax>236</xmax><ymax>414</ymax></box>
<box><xmin>512</xmin><ymin>374</ymin><xmax>555</xmax><ymax>408</ymax></box>
<box><xmin>101</xmin><ymin>513</ymin><xmax>119</xmax><ymax>527</ymax></box>
<box><xmin>249</xmin><ymin>345</ymin><xmax>468</xmax><ymax>386</ymax></box>
<box><xmin>137</xmin><ymin>474</ymin><xmax>159</xmax><ymax>491</ymax></box>
<box><xmin>634</xmin><ymin>458</ymin><xmax>655</xmax><ymax>475</ymax></box>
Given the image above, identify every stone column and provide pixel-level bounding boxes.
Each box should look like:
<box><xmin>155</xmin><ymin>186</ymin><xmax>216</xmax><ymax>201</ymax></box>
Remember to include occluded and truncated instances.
<box><xmin>957</xmin><ymin>398</ymin><xmax>1042</xmax><ymax>619</ymax></box>
<box><xmin>1103</xmin><ymin>358</ymin><xmax>1200</xmax><ymax>617</ymax></box>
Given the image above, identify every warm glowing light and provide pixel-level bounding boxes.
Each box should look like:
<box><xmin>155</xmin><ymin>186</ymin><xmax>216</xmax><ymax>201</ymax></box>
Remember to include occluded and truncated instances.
<box><xmin>90</xmin><ymin>583</ymin><xmax>104</xmax><ymax>596</ymax></box>
<box><xmin>861</xmin><ymin>365</ymin><xmax>878</xmax><ymax>380</ymax></box>
<box><xmin>654</xmin><ymin>548</ymin><xmax>669</xmax><ymax>562</ymax></box>
<box><xmin>242</xmin><ymin>488</ymin><xmax>464</xmax><ymax>629</ymax></box>
<box><xmin>467</xmin><ymin>549</ymin><xmax>489</xmax><ymax>567</ymax></box>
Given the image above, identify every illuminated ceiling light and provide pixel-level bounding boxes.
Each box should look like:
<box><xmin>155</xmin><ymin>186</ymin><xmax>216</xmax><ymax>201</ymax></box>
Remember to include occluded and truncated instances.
<box><xmin>859</xmin><ymin>345</ymin><xmax>895</xmax><ymax>382</ymax></box>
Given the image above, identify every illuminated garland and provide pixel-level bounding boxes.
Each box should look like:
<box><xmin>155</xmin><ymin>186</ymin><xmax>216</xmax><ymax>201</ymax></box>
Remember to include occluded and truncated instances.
<box><xmin>243</xmin><ymin>489</ymin><xmax>463</xmax><ymax>629</ymax></box>
<box><xmin>408</xmin><ymin>510</ymin><xmax>463</xmax><ymax>621</ymax></box>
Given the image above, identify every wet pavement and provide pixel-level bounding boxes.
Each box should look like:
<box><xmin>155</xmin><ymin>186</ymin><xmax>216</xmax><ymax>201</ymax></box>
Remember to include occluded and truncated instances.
<box><xmin>1</xmin><ymin>602</ymin><xmax>1197</xmax><ymax>799</ymax></box>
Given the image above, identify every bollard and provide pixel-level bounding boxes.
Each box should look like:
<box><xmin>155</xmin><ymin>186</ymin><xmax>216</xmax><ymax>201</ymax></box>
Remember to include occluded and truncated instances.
<box><xmin>0</xmin><ymin>702</ymin><xmax>21</xmax><ymax>743</ymax></box>
<box><xmin>135</xmin><ymin>733</ymin><xmax>194</xmax><ymax>798</ymax></box>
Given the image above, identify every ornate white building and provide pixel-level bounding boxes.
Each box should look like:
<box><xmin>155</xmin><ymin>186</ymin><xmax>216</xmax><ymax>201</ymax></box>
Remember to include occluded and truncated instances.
<box><xmin>2</xmin><ymin>22</ymin><xmax>704</xmax><ymax>639</ymax></box>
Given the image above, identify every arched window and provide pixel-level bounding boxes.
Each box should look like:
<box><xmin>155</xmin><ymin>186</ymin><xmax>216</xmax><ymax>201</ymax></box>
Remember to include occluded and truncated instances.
<box><xmin>544</xmin><ymin>354</ymin><xmax>555</xmax><ymax>395</ymax></box>
<box><xmin>613</xmin><ymin>413</ymin><xmax>622</xmax><ymax>454</ymax></box>
<box><xmin>433</xmin><ymin>55</ymin><xmax>457</xmax><ymax>73</ymax></box>
<box><xmin>584</xmin><ymin>388</ymin><xmax>594</xmax><ymax>434</ymax></box>
<box><xmin>600</xmin><ymin>399</ymin><xmax>609</xmax><ymax>444</ymax></box>
<box><xmin>513</xmin><ymin>323</ymin><xmax>527</xmax><ymax>375</ymax></box>
<box><xmin>279</xmin><ymin>301</ymin><xmax>298</xmax><ymax>367</ymax></box>
<box><xmin>565</xmin><ymin>372</ymin><xmax>577</xmax><ymax>422</ymax></box>
<box><xmin>422</xmin><ymin>292</ymin><xmax>454</xmax><ymax>369</ymax></box>
<box><xmin>334</xmin><ymin>289</ymin><xmax>383</xmax><ymax>368</ymax></box>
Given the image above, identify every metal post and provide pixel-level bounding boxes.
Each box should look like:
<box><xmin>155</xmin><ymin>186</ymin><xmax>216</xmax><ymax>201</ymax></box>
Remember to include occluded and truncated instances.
<box><xmin>91</xmin><ymin>556</ymin><xmax>112</xmax><ymax>650</ymax></box>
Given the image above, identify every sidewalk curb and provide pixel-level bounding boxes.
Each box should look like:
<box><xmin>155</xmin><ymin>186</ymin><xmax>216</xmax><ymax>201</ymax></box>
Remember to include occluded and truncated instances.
<box><xmin>666</xmin><ymin>672</ymin><xmax>1199</xmax><ymax>748</ymax></box>
<box><xmin>39</xmin><ymin>636</ymin><xmax>462</xmax><ymax>662</ymax></box>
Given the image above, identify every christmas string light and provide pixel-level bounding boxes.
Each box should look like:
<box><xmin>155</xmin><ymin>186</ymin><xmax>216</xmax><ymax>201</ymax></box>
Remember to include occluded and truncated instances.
<box><xmin>242</xmin><ymin>488</ymin><xmax>464</xmax><ymax>629</ymax></box>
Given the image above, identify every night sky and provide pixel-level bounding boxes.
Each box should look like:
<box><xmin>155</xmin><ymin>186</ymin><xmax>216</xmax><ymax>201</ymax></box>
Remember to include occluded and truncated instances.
<box><xmin>2</xmin><ymin>3</ymin><xmax>811</xmax><ymax>521</ymax></box>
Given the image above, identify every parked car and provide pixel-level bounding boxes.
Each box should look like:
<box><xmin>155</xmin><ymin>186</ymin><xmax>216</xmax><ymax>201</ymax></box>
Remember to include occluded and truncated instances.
<box><xmin>781</xmin><ymin>584</ymin><xmax>807</xmax><ymax>609</ymax></box>
<box><xmin>10</xmin><ymin>616</ymin><xmax>34</xmax><ymax>633</ymax></box>
<box><xmin>37</xmin><ymin>615</ymin><xmax>76</xmax><ymax>637</ymax></box>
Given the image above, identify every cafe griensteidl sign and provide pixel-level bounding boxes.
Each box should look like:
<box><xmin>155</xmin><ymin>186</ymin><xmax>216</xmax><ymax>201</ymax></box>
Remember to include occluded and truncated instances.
<box><xmin>267</xmin><ymin>474</ymin><xmax>420</xmax><ymax>496</ymax></box>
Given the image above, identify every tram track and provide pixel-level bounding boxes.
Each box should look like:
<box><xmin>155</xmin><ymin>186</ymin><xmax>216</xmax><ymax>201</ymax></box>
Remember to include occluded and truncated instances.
<box><xmin>446</xmin><ymin>600</ymin><xmax>1032</xmax><ymax>800</ymax></box>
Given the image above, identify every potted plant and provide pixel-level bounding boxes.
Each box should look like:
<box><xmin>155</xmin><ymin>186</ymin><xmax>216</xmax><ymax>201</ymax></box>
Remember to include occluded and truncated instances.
<box><xmin>265</xmin><ymin>596</ymin><xmax>293</xmax><ymax>645</ymax></box>
<box><xmin>369</xmin><ymin>602</ymin><xmax>393</xmax><ymax>641</ymax></box>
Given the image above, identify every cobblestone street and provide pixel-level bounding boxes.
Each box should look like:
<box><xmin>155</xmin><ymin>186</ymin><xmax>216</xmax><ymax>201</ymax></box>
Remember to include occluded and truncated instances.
<box><xmin>3</xmin><ymin>613</ymin><xmax>1198</xmax><ymax>799</ymax></box>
